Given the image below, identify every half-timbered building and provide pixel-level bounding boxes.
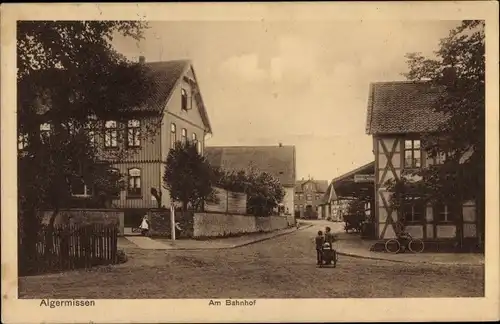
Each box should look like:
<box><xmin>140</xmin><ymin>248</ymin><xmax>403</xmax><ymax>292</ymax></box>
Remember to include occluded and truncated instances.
<box><xmin>365</xmin><ymin>81</ymin><xmax>479</xmax><ymax>248</ymax></box>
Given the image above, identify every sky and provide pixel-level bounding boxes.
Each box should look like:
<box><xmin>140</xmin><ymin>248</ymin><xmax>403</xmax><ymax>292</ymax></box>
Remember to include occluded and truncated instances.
<box><xmin>111</xmin><ymin>20</ymin><xmax>460</xmax><ymax>181</ymax></box>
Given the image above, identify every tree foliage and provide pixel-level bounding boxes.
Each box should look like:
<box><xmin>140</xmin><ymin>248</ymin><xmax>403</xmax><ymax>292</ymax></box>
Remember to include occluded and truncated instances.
<box><xmin>215</xmin><ymin>166</ymin><xmax>286</xmax><ymax>217</ymax></box>
<box><xmin>346</xmin><ymin>199</ymin><xmax>366</xmax><ymax>217</ymax></box>
<box><xmin>387</xmin><ymin>21</ymin><xmax>485</xmax><ymax>206</ymax></box>
<box><xmin>17</xmin><ymin>21</ymin><xmax>158</xmax><ymax>269</ymax></box>
<box><xmin>163</xmin><ymin>141</ymin><xmax>217</xmax><ymax>211</ymax></box>
<box><xmin>385</xmin><ymin>21</ymin><xmax>485</xmax><ymax>247</ymax></box>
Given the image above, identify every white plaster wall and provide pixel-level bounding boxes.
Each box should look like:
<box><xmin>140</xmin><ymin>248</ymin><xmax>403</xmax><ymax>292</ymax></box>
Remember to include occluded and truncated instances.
<box><xmin>406</xmin><ymin>225</ymin><xmax>424</xmax><ymax>239</ymax></box>
<box><xmin>282</xmin><ymin>186</ymin><xmax>295</xmax><ymax>216</ymax></box>
<box><xmin>193</xmin><ymin>213</ymin><xmax>289</xmax><ymax>238</ymax></box>
<box><xmin>436</xmin><ymin>225</ymin><xmax>456</xmax><ymax>238</ymax></box>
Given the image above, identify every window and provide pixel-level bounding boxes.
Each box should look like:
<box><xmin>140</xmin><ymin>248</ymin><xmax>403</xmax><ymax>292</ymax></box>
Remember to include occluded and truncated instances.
<box><xmin>70</xmin><ymin>177</ymin><xmax>93</xmax><ymax>197</ymax></box>
<box><xmin>127</xmin><ymin>119</ymin><xmax>141</xmax><ymax>147</ymax></box>
<box><xmin>402</xmin><ymin>198</ymin><xmax>424</xmax><ymax>223</ymax></box>
<box><xmin>294</xmin><ymin>204</ymin><xmax>298</xmax><ymax>211</ymax></box>
<box><xmin>306</xmin><ymin>194</ymin><xmax>312</xmax><ymax>201</ymax></box>
<box><xmin>434</xmin><ymin>151</ymin><xmax>450</xmax><ymax>165</ymax></box>
<box><xmin>181</xmin><ymin>88</ymin><xmax>188</xmax><ymax>111</ymax></box>
<box><xmin>404</xmin><ymin>139</ymin><xmax>421</xmax><ymax>168</ymax></box>
<box><xmin>435</xmin><ymin>203</ymin><xmax>453</xmax><ymax>222</ymax></box>
<box><xmin>315</xmin><ymin>194</ymin><xmax>320</xmax><ymax>200</ymax></box>
<box><xmin>192</xmin><ymin>133</ymin><xmax>200</xmax><ymax>153</ymax></box>
<box><xmin>127</xmin><ymin>168</ymin><xmax>141</xmax><ymax>197</ymax></box>
<box><xmin>299</xmin><ymin>194</ymin><xmax>303</xmax><ymax>200</ymax></box>
<box><xmin>181</xmin><ymin>128</ymin><xmax>187</xmax><ymax>144</ymax></box>
<box><xmin>40</xmin><ymin>123</ymin><xmax>51</xmax><ymax>143</ymax></box>
<box><xmin>104</xmin><ymin>120</ymin><xmax>118</xmax><ymax>148</ymax></box>
<box><xmin>170</xmin><ymin>123</ymin><xmax>177</xmax><ymax>149</ymax></box>
<box><xmin>18</xmin><ymin>133</ymin><xmax>28</xmax><ymax>150</ymax></box>
<box><xmin>87</xmin><ymin>129</ymin><xmax>95</xmax><ymax>146</ymax></box>
<box><xmin>197</xmin><ymin>141</ymin><xmax>202</xmax><ymax>154</ymax></box>
<box><xmin>86</xmin><ymin>115</ymin><xmax>97</xmax><ymax>145</ymax></box>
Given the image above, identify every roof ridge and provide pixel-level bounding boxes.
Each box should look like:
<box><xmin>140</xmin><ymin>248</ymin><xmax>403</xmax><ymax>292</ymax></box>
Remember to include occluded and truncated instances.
<box><xmin>370</xmin><ymin>80</ymin><xmax>430</xmax><ymax>85</ymax></box>
<box><xmin>145</xmin><ymin>59</ymin><xmax>191</xmax><ymax>65</ymax></box>
<box><xmin>206</xmin><ymin>145</ymin><xmax>295</xmax><ymax>148</ymax></box>
<box><xmin>331</xmin><ymin>161</ymin><xmax>375</xmax><ymax>183</ymax></box>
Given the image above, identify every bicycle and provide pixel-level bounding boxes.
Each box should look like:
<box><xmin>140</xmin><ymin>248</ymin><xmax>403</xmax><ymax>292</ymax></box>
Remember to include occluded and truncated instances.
<box><xmin>384</xmin><ymin>222</ymin><xmax>425</xmax><ymax>253</ymax></box>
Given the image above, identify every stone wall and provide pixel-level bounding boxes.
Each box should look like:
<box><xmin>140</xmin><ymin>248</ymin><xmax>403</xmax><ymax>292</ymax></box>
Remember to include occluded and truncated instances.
<box><xmin>39</xmin><ymin>209</ymin><xmax>124</xmax><ymax>235</ymax></box>
<box><xmin>204</xmin><ymin>187</ymin><xmax>247</xmax><ymax>214</ymax></box>
<box><xmin>193</xmin><ymin>213</ymin><xmax>289</xmax><ymax>238</ymax></box>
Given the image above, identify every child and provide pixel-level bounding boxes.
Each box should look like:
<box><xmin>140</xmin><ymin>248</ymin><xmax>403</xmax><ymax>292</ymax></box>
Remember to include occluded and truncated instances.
<box><xmin>324</xmin><ymin>226</ymin><xmax>336</xmax><ymax>248</ymax></box>
<box><xmin>139</xmin><ymin>214</ymin><xmax>150</xmax><ymax>236</ymax></box>
<box><xmin>315</xmin><ymin>230</ymin><xmax>325</xmax><ymax>265</ymax></box>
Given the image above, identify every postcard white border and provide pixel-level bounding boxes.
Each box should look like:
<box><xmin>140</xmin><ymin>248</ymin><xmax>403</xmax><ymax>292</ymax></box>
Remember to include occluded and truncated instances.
<box><xmin>1</xmin><ymin>2</ymin><xmax>499</xmax><ymax>323</ymax></box>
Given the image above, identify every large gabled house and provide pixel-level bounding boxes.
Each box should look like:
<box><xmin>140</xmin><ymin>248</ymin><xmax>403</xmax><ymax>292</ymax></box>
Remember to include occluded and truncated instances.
<box><xmin>366</xmin><ymin>80</ymin><xmax>479</xmax><ymax>247</ymax></box>
<box><xmin>205</xmin><ymin>144</ymin><xmax>296</xmax><ymax>218</ymax></box>
<box><xmin>19</xmin><ymin>57</ymin><xmax>214</xmax><ymax>227</ymax></box>
<box><xmin>106</xmin><ymin>59</ymin><xmax>213</xmax><ymax>222</ymax></box>
<box><xmin>294</xmin><ymin>178</ymin><xmax>328</xmax><ymax>219</ymax></box>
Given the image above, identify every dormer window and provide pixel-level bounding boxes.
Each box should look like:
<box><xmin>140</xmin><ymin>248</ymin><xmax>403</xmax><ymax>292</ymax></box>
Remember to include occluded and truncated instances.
<box><xmin>181</xmin><ymin>88</ymin><xmax>188</xmax><ymax>111</ymax></box>
<box><xmin>404</xmin><ymin>139</ymin><xmax>421</xmax><ymax>168</ymax></box>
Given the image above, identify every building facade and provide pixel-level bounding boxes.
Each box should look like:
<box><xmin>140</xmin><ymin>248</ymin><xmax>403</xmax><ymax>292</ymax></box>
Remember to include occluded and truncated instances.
<box><xmin>107</xmin><ymin>60</ymin><xmax>212</xmax><ymax>216</ymax></box>
<box><xmin>366</xmin><ymin>81</ymin><xmax>479</xmax><ymax>246</ymax></box>
<box><xmin>18</xmin><ymin>58</ymin><xmax>214</xmax><ymax>227</ymax></box>
<box><xmin>205</xmin><ymin>144</ymin><xmax>296</xmax><ymax>221</ymax></box>
<box><xmin>294</xmin><ymin>179</ymin><xmax>328</xmax><ymax>219</ymax></box>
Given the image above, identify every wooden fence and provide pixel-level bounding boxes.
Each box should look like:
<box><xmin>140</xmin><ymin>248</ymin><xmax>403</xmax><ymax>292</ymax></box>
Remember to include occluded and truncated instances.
<box><xmin>19</xmin><ymin>223</ymin><xmax>118</xmax><ymax>276</ymax></box>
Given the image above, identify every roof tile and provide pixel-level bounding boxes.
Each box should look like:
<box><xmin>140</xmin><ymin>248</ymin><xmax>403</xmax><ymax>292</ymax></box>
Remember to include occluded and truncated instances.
<box><xmin>205</xmin><ymin>146</ymin><xmax>296</xmax><ymax>186</ymax></box>
<box><xmin>366</xmin><ymin>81</ymin><xmax>448</xmax><ymax>135</ymax></box>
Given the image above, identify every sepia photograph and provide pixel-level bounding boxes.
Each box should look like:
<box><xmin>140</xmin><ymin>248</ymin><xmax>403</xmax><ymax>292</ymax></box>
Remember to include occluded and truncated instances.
<box><xmin>1</xmin><ymin>2</ymin><xmax>499</xmax><ymax>323</ymax></box>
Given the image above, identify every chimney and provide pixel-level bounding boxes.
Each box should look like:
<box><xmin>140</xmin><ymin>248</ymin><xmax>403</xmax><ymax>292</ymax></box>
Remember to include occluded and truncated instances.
<box><xmin>139</xmin><ymin>56</ymin><xmax>146</xmax><ymax>64</ymax></box>
<box><xmin>279</xmin><ymin>142</ymin><xmax>283</xmax><ymax>147</ymax></box>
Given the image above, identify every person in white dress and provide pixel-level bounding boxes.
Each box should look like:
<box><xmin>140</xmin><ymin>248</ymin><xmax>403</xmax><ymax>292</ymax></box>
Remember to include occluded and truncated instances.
<box><xmin>139</xmin><ymin>214</ymin><xmax>150</xmax><ymax>236</ymax></box>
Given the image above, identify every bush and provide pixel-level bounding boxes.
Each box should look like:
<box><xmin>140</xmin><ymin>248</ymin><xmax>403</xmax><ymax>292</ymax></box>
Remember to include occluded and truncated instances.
<box><xmin>116</xmin><ymin>249</ymin><xmax>128</xmax><ymax>264</ymax></box>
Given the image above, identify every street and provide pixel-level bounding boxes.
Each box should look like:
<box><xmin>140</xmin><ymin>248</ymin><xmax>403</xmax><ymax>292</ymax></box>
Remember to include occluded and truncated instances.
<box><xmin>19</xmin><ymin>221</ymin><xmax>484</xmax><ymax>299</ymax></box>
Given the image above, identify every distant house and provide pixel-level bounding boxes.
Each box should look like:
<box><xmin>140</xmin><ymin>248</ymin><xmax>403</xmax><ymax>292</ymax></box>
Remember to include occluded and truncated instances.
<box><xmin>19</xmin><ymin>57</ymin><xmax>214</xmax><ymax>227</ymax></box>
<box><xmin>204</xmin><ymin>144</ymin><xmax>296</xmax><ymax>217</ymax></box>
<box><xmin>366</xmin><ymin>81</ymin><xmax>479</xmax><ymax>246</ymax></box>
<box><xmin>294</xmin><ymin>178</ymin><xmax>328</xmax><ymax>219</ymax></box>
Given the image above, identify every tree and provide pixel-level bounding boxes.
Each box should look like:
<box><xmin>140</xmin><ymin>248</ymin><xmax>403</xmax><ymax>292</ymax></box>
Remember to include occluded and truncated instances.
<box><xmin>17</xmin><ymin>21</ymin><xmax>159</xmax><ymax>271</ymax></box>
<box><xmin>387</xmin><ymin>21</ymin><xmax>485</xmax><ymax>244</ymax></box>
<box><xmin>163</xmin><ymin>141</ymin><xmax>217</xmax><ymax>212</ymax></box>
<box><xmin>245</xmin><ymin>170</ymin><xmax>286</xmax><ymax>217</ymax></box>
<box><xmin>214</xmin><ymin>167</ymin><xmax>285</xmax><ymax>217</ymax></box>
